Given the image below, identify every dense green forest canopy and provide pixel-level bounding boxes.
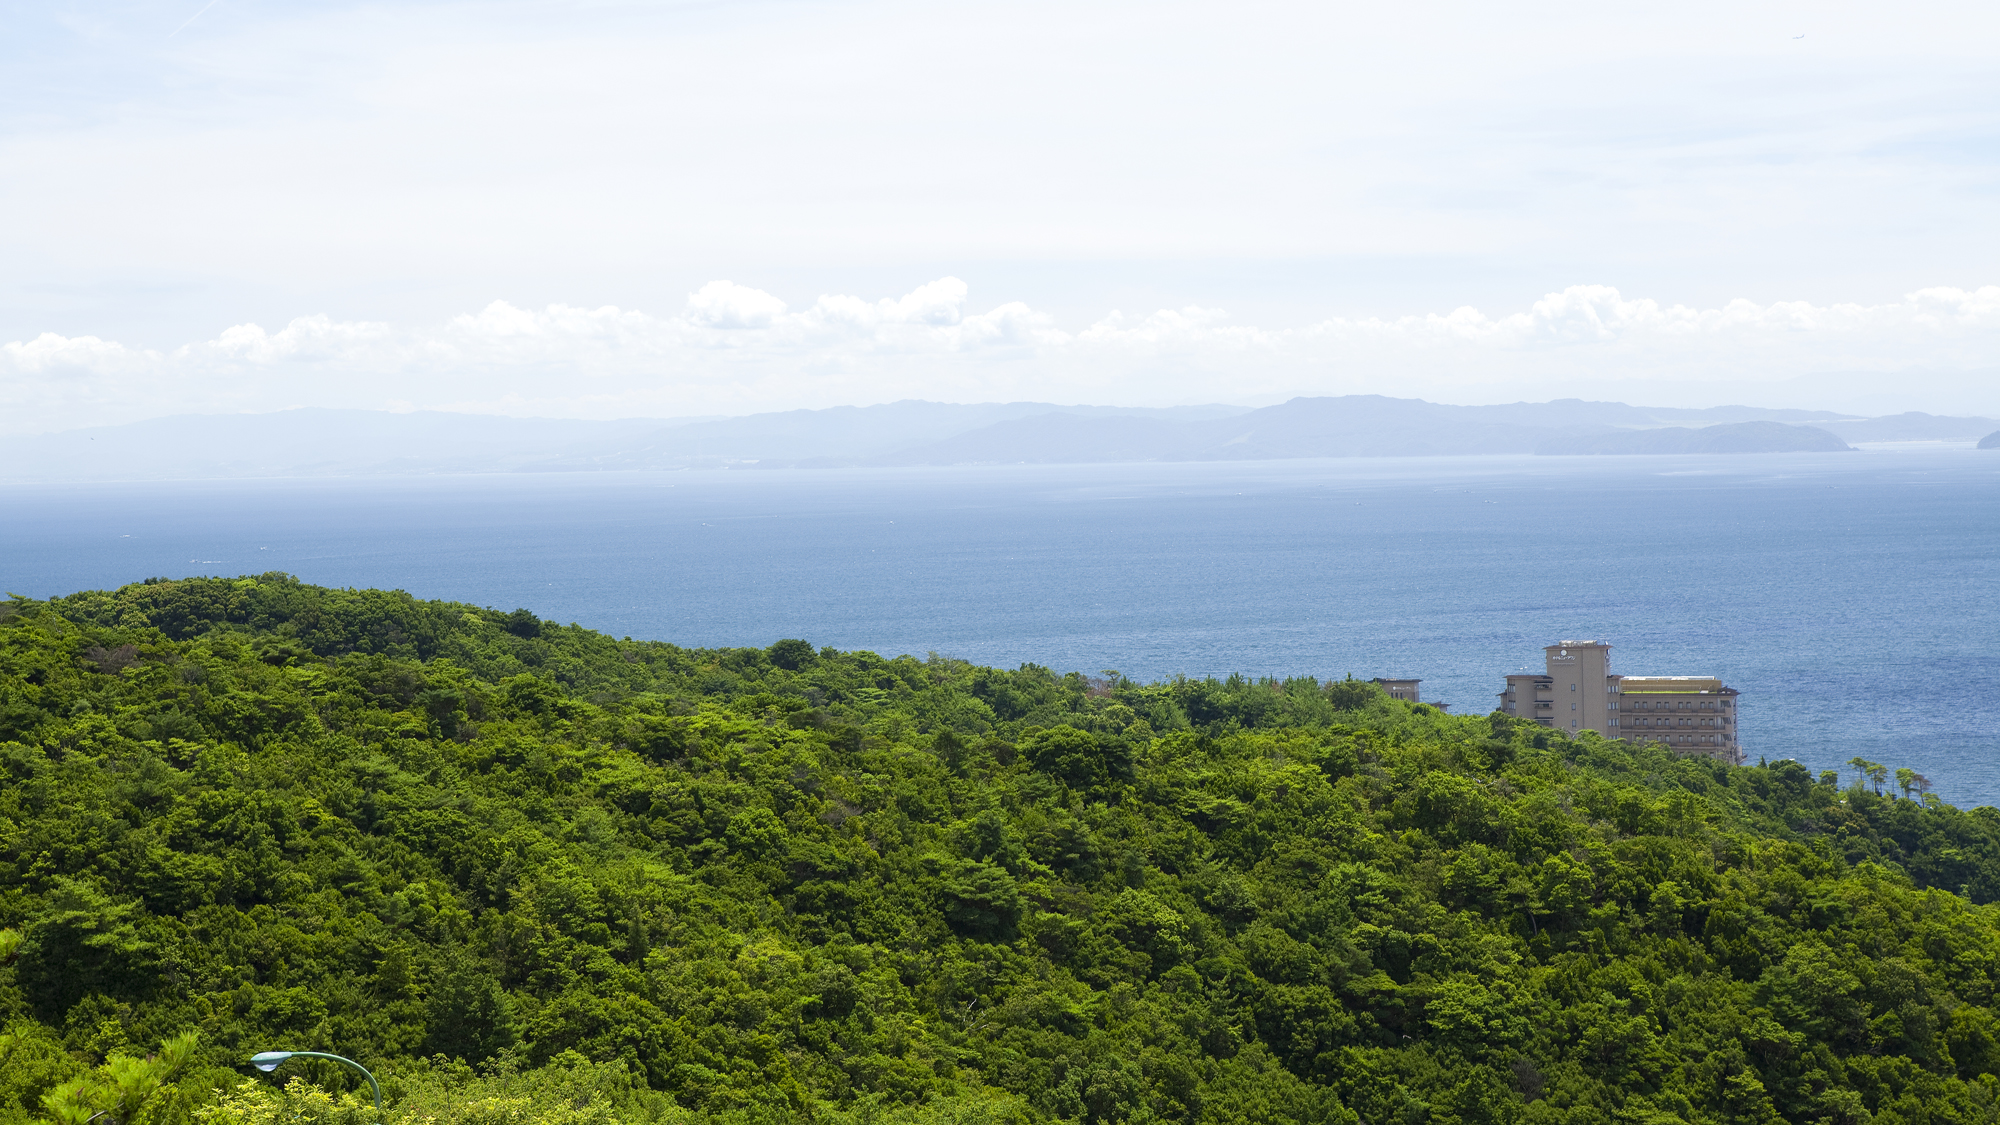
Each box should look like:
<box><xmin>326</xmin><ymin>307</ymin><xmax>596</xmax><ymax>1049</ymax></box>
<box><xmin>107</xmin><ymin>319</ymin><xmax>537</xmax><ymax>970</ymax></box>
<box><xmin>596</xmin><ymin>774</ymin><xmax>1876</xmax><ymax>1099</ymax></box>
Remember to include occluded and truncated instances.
<box><xmin>5</xmin><ymin>574</ymin><xmax>2000</xmax><ymax>1125</ymax></box>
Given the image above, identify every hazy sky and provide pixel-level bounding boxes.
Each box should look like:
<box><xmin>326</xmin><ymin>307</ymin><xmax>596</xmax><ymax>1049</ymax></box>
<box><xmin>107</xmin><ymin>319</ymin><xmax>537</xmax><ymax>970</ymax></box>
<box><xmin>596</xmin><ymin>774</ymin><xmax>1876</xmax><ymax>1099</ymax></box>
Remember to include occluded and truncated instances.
<box><xmin>4</xmin><ymin>0</ymin><xmax>1998</xmax><ymax>432</ymax></box>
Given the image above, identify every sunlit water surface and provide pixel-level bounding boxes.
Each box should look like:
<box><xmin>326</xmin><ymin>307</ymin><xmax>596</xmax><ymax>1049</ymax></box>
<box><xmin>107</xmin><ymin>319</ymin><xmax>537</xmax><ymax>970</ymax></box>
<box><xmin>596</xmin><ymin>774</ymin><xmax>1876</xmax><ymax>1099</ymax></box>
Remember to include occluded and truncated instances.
<box><xmin>5</xmin><ymin>449</ymin><xmax>1997</xmax><ymax>804</ymax></box>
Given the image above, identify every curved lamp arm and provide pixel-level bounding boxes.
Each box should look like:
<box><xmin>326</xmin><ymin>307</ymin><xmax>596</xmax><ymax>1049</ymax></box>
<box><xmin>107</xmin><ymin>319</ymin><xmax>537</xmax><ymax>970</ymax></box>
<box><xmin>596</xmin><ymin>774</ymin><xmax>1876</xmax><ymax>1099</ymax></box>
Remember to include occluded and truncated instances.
<box><xmin>248</xmin><ymin>1051</ymin><xmax>382</xmax><ymax>1117</ymax></box>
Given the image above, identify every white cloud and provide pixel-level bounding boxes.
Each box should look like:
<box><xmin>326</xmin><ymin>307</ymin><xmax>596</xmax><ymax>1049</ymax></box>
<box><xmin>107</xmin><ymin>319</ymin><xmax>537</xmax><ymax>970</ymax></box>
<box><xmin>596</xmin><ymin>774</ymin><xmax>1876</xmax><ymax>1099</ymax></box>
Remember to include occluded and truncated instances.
<box><xmin>1080</xmin><ymin>307</ymin><xmax>1261</xmax><ymax>350</ymax></box>
<box><xmin>5</xmin><ymin>278</ymin><xmax>2000</xmax><ymax>434</ymax></box>
<box><xmin>2</xmin><ymin>332</ymin><xmax>156</xmax><ymax>374</ymax></box>
<box><xmin>1347</xmin><ymin>284</ymin><xmax>2000</xmax><ymax>346</ymax></box>
<box><xmin>881</xmin><ymin>278</ymin><xmax>968</xmax><ymax>327</ymax></box>
<box><xmin>811</xmin><ymin>277</ymin><xmax>967</xmax><ymax>328</ymax></box>
<box><xmin>441</xmin><ymin>301</ymin><xmax>662</xmax><ymax>363</ymax></box>
<box><xmin>684</xmin><ymin>281</ymin><xmax>788</xmax><ymax>330</ymax></box>
<box><xmin>6</xmin><ymin>0</ymin><xmax>1997</xmax><ymax>339</ymax></box>
<box><xmin>192</xmin><ymin>314</ymin><xmax>395</xmax><ymax>363</ymax></box>
<box><xmin>5</xmin><ymin>0</ymin><xmax>1999</xmax><ymax>438</ymax></box>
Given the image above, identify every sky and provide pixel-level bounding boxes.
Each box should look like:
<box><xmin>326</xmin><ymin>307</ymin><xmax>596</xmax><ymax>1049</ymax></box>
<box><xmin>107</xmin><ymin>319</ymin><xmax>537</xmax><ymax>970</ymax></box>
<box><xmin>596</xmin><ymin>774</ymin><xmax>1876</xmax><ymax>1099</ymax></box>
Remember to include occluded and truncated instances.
<box><xmin>3</xmin><ymin>0</ymin><xmax>1998</xmax><ymax>433</ymax></box>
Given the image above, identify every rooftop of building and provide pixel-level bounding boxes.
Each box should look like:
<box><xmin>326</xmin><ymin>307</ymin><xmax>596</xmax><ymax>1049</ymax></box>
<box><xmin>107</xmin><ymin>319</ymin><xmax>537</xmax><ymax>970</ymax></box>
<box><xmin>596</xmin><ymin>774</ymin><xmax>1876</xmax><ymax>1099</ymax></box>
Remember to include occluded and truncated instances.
<box><xmin>1618</xmin><ymin>676</ymin><xmax>1735</xmax><ymax>693</ymax></box>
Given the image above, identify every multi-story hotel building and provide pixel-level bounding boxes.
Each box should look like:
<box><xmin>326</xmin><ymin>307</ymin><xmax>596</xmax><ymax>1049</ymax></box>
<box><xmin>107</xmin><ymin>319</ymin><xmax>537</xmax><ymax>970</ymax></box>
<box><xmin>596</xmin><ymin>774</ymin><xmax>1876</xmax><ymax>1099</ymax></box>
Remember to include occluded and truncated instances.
<box><xmin>1496</xmin><ymin>640</ymin><xmax>1741</xmax><ymax>763</ymax></box>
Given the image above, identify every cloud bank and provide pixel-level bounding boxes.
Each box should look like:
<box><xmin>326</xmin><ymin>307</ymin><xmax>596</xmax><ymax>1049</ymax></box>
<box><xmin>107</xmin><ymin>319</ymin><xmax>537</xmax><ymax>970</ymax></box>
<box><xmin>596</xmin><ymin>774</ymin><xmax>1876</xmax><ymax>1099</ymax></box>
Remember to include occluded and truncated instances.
<box><xmin>6</xmin><ymin>279</ymin><xmax>1999</xmax><ymax>433</ymax></box>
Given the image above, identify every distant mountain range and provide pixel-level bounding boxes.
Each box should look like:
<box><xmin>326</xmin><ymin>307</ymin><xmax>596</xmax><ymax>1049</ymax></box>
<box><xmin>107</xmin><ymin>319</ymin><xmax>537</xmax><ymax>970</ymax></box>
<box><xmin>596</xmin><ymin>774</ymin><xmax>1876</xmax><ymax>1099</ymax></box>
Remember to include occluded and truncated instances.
<box><xmin>2</xmin><ymin>397</ymin><xmax>1993</xmax><ymax>481</ymax></box>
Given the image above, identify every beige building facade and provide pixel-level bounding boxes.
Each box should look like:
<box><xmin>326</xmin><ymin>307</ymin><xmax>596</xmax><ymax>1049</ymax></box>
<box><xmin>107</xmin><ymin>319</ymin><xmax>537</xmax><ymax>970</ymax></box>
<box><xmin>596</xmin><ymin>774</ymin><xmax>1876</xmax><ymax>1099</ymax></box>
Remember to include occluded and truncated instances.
<box><xmin>1496</xmin><ymin>640</ymin><xmax>1742</xmax><ymax>764</ymax></box>
<box><xmin>1373</xmin><ymin>678</ymin><xmax>1422</xmax><ymax>703</ymax></box>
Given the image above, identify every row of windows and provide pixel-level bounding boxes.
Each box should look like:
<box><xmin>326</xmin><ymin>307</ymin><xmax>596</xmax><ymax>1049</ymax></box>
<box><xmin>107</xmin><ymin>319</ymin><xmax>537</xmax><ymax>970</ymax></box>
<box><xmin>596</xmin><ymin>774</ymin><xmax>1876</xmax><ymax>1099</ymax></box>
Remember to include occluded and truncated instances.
<box><xmin>1592</xmin><ymin>725</ymin><xmax>1730</xmax><ymax>746</ymax></box>
<box><xmin>1610</xmin><ymin>717</ymin><xmax>1728</xmax><ymax>729</ymax></box>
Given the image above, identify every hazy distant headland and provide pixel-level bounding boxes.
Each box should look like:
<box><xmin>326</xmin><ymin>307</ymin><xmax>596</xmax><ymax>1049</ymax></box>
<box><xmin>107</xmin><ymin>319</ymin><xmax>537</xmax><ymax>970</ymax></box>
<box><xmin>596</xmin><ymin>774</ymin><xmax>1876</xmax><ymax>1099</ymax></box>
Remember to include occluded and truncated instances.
<box><xmin>4</xmin><ymin>395</ymin><xmax>1994</xmax><ymax>481</ymax></box>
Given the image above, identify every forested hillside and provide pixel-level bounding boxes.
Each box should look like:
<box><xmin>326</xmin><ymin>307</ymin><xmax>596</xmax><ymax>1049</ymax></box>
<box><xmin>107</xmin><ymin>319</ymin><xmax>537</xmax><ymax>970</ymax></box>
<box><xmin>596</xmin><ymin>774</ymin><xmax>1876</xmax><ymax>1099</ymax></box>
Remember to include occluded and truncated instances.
<box><xmin>6</xmin><ymin>575</ymin><xmax>2000</xmax><ymax>1125</ymax></box>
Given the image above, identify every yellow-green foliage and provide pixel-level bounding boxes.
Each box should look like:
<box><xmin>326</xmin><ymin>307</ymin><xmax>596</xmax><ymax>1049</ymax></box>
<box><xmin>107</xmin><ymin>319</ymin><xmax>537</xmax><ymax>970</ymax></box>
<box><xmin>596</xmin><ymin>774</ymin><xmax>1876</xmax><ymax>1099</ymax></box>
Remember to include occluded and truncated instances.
<box><xmin>37</xmin><ymin>1032</ymin><xmax>201</xmax><ymax>1125</ymax></box>
<box><xmin>198</xmin><ymin>1079</ymin><xmax>624</xmax><ymax>1125</ymax></box>
<box><xmin>198</xmin><ymin>1075</ymin><xmax>1033</xmax><ymax>1125</ymax></box>
<box><xmin>6</xmin><ymin>576</ymin><xmax>2000</xmax><ymax>1125</ymax></box>
<box><xmin>197</xmin><ymin>1081</ymin><xmax>376</xmax><ymax>1125</ymax></box>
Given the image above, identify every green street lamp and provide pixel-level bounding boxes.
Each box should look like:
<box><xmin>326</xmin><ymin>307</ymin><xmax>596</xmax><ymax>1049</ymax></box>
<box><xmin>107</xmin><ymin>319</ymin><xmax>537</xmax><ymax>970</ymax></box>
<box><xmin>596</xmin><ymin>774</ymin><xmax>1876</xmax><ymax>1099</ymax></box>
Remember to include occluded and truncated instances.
<box><xmin>248</xmin><ymin>1051</ymin><xmax>382</xmax><ymax>1118</ymax></box>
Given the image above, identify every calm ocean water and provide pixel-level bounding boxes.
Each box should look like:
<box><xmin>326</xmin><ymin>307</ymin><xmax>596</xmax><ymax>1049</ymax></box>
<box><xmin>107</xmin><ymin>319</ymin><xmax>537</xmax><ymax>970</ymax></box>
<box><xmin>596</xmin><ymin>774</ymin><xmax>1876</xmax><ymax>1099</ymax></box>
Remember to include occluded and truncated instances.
<box><xmin>5</xmin><ymin>449</ymin><xmax>1997</xmax><ymax>805</ymax></box>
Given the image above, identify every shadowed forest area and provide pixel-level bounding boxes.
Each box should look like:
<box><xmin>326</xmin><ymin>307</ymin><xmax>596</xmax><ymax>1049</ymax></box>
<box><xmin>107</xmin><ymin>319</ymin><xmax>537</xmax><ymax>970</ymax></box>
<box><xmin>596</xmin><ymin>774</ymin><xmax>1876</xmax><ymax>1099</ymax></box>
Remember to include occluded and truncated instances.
<box><xmin>5</xmin><ymin>575</ymin><xmax>2000</xmax><ymax>1125</ymax></box>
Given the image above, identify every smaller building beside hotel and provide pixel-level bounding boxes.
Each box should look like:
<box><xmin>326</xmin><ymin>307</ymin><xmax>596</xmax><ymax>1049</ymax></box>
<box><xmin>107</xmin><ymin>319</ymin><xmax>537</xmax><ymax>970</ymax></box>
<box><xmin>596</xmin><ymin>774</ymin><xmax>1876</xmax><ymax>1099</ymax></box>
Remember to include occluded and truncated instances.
<box><xmin>1373</xmin><ymin>678</ymin><xmax>1422</xmax><ymax>703</ymax></box>
<box><xmin>1497</xmin><ymin>641</ymin><xmax>1741</xmax><ymax>764</ymax></box>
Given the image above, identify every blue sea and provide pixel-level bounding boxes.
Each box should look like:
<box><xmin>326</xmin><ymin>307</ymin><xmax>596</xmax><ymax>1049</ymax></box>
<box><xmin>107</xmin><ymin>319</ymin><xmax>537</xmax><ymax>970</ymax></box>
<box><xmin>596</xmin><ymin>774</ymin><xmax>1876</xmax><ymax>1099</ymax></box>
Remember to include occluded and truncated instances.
<box><xmin>5</xmin><ymin>449</ymin><xmax>1997</xmax><ymax>805</ymax></box>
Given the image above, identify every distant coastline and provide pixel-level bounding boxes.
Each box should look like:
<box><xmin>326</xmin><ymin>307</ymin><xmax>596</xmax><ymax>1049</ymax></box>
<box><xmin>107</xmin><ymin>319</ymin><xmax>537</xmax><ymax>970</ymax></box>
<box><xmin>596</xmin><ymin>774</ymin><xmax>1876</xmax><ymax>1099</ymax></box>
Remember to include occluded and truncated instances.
<box><xmin>3</xmin><ymin>395</ymin><xmax>1994</xmax><ymax>482</ymax></box>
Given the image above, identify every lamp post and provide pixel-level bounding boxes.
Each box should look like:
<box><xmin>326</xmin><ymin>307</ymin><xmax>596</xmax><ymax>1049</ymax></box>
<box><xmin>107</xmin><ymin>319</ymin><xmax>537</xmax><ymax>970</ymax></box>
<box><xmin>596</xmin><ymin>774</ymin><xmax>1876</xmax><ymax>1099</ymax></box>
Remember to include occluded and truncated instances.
<box><xmin>247</xmin><ymin>1052</ymin><xmax>382</xmax><ymax>1119</ymax></box>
